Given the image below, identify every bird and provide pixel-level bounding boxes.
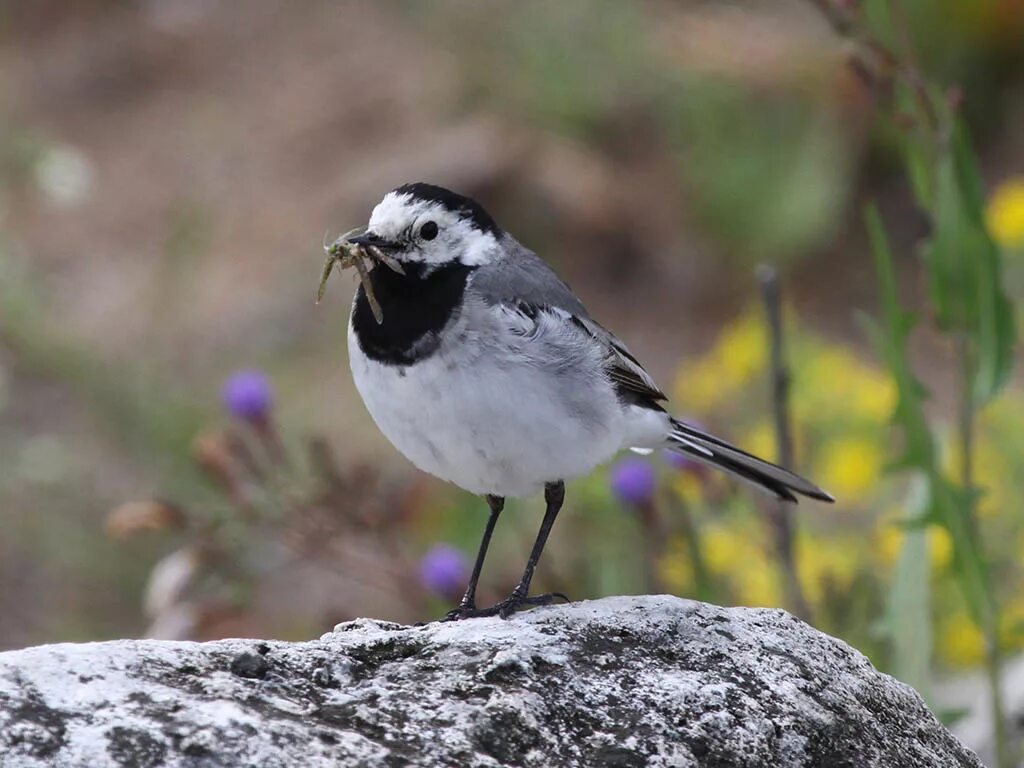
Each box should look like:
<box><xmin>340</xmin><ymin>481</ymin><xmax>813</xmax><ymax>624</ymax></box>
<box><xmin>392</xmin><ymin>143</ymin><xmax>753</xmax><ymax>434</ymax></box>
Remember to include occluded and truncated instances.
<box><xmin>340</xmin><ymin>182</ymin><xmax>833</xmax><ymax>621</ymax></box>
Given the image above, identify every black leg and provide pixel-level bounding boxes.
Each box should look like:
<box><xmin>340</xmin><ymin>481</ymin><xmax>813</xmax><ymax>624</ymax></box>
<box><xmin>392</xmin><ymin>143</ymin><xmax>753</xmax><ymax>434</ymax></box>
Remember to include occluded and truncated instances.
<box><xmin>490</xmin><ymin>481</ymin><xmax>571</xmax><ymax>619</ymax></box>
<box><xmin>441</xmin><ymin>495</ymin><xmax>503</xmax><ymax>621</ymax></box>
<box><xmin>442</xmin><ymin>482</ymin><xmax>571</xmax><ymax>621</ymax></box>
<box><xmin>504</xmin><ymin>481</ymin><xmax>565</xmax><ymax>608</ymax></box>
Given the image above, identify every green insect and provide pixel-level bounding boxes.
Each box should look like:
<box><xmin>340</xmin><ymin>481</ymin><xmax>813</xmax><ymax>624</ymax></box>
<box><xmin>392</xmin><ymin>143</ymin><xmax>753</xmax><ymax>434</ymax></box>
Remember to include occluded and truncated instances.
<box><xmin>316</xmin><ymin>228</ymin><xmax>404</xmax><ymax>324</ymax></box>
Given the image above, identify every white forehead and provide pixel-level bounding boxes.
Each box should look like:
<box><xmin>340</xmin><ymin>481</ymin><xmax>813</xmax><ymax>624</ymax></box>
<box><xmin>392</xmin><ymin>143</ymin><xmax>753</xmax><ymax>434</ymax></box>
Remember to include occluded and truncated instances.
<box><xmin>368</xmin><ymin>193</ymin><xmax>454</xmax><ymax>238</ymax></box>
<box><xmin>366</xmin><ymin>191</ymin><xmax>499</xmax><ymax>266</ymax></box>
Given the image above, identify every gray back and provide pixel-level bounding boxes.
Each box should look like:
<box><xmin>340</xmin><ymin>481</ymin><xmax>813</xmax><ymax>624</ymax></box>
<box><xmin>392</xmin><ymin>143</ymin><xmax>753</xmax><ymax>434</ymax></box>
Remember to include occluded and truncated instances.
<box><xmin>468</xmin><ymin>234</ymin><xmax>666</xmax><ymax>405</ymax></box>
<box><xmin>468</xmin><ymin>235</ymin><xmax>590</xmax><ymax>317</ymax></box>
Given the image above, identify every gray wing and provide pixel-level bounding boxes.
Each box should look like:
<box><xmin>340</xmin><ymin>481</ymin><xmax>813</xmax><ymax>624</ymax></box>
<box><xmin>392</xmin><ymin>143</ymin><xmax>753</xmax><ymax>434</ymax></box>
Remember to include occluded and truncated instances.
<box><xmin>471</xmin><ymin>236</ymin><xmax>667</xmax><ymax>410</ymax></box>
<box><xmin>470</xmin><ymin>235</ymin><xmax>588</xmax><ymax>315</ymax></box>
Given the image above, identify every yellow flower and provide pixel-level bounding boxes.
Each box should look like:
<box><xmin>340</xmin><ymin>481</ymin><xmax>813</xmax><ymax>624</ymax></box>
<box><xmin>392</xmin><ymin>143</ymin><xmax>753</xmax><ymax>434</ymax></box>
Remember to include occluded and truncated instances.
<box><xmin>797</xmin><ymin>534</ymin><xmax>861</xmax><ymax>606</ymax></box>
<box><xmin>740</xmin><ymin>421</ymin><xmax>777</xmax><ymax>464</ymax></box>
<box><xmin>702</xmin><ymin>526</ymin><xmax>744</xmax><ymax>576</ymax></box>
<box><xmin>876</xmin><ymin>523</ymin><xmax>904</xmax><ymax>567</ymax></box>
<box><xmin>738</xmin><ymin>420</ymin><xmax>815</xmax><ymax>466</ymax></box>
<box><xmin>734</xmin><ymin>558</ymin><xmax>783</xmax><ymax>607</ymax></box>
<box><xmin>847</xmin><ymin>369</ymin><xmax>896</xmax><ymax>424</ymax></box>
<box><xmin>716</xmin><ymin>312</ymin><xmax>767</xmax><ymax>384</ymax></box>
<box><xmin>986</xmin><ymin>177</ymin><xmax>1024</xmax><ymax>249</ymax></box>
<box><xmin>875</xmin><ymin>520</ymin><xmax>953</xmax><ymax>571</ymax></box>
<box><xmin>699</xmin><ymin>522</ymin><xmax>785</xmax><ymax>606</ymax></box>
<box><xmin>671</xmin><ymin>473</ymin><xmax>703</xmax><ymax>506</ymax></box>
<box><xmin>796</xmin><ymin>347</ymin><xmax>895</xmax><ymax>425</ymax></box>
<box><xmin>674</xmin><ymin>312</ymin><xmax>766</xmax><ymax>412</ymax></box>
<box><xmin>656</xmin><ymin>536</ymin><xmax>694</xmax><ymax>594</ymax></box>
<box><xmin>941</xmin><ymin>436</ymin><xmax>1010</xmax><ymax>519</ymax></box>
<box><xmin>816</xmin><ymin>436</ymin><xmax>883</xmax><ymax>501</ymax></box>
<box><xmin>676</xmin><ymin>358</ymin><xmax>720</xmax><ymax>412</ymax></box>
<box><xmin>1000</xmin><ymin>598</ymin><xmax>1024</xmax><ymax>651</ymax></box>
<box><xmin>938</xmin><ymin>612</ymin><xmax>985</xmax><ymax>667</ymax></box>
<box><xmin>928</xmin><ymin>526</ymin><xmax>953</xmax><ymax>570</ymax></box>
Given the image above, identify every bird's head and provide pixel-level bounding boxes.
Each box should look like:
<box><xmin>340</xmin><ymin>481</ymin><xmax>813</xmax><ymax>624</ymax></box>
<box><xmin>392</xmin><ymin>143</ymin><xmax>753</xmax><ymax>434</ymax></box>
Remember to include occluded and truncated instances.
<box><xmin>348</xmin><ymin>183</ymin><xmax>501</xmax><ymax>270</ymax></box>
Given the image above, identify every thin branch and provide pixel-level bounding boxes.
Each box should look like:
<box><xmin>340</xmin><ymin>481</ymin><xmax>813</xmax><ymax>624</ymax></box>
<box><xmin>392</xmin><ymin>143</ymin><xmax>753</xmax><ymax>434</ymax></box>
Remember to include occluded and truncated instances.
<box><xmin>757</xmin><ymin>265</ymin><xmax>811</xmax><ymax>621</ymax></box>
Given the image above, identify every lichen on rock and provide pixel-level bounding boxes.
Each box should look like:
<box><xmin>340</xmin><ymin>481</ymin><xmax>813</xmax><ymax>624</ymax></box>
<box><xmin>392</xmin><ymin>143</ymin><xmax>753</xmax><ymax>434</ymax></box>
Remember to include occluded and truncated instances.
<box><xmin>0</xmin><ymin>595</ymin><xmax>981</xmax><ymax>767</ymax></box>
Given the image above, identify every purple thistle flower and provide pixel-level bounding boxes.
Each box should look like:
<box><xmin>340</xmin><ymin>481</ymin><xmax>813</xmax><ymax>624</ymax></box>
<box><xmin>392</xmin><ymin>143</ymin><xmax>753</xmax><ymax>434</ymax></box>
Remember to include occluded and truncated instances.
<box><xmin>609</xmin><ymin>457</ymin><xmax>656</xmax><ymax>506</ymax></box>
<box><xmin>221</xmin><ymin>369</ymin><xmax>274</xmax><ymax>422</ymax></box>
<box><xmin>662</xmin><ymin>449</ymin><xmax>706</xmax><ymax>476</ymax></box>
<box><xmin>418</xmin><ymin>545</ymin><xmax>469</xmax><ymax>598</ymax></box>
<box><xmin>663</xmin><ymin>418</ymin><xmax>710</xmax><ymax>477</ymax></box>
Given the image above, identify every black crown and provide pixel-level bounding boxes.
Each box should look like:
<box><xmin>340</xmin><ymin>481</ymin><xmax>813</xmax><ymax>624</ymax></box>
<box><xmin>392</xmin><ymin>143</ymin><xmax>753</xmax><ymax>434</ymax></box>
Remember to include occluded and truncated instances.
<box><xmin>392</xmin><ymin>182</ymin><xmax>499</xmax><ymax>236</ymax></box>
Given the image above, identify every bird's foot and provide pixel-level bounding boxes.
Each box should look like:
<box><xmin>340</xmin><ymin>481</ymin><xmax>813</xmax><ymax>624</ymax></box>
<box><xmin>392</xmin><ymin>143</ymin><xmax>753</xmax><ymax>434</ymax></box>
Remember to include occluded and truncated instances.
<box><xmin>441</xmin><ymin>591</ymin><xmax>570</xmax><ymax>621</ymax></box>
<box><xmin>495</xmin><ymin>591</ymin><xmax>570</xmax><ymax>619</ymax></box>
<box><xmin>440</xmin><ymin>603</ymin><xmax>479</xmax><ymax>622</ymax></box>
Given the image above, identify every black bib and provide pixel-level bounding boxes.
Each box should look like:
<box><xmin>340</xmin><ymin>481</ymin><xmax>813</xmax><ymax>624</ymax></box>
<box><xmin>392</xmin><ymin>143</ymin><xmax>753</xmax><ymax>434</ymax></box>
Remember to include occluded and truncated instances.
<box><xmin>351</xmin><ymin>262</ymin><xmax>474</xmax><ymax>366</ymax></box>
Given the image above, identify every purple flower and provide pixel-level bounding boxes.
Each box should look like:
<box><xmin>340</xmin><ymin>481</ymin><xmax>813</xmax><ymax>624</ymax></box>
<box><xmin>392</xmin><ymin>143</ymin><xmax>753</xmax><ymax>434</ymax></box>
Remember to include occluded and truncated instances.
<box><xmin>609</xmin><ymin>457</ymin><xmax>656</xmax><ymax>506</ymax></box>
<box><xmin>221</xmin><ymin>369</ymin><xmax>273</xmax><ymax>422</ymax></box>
<box><xmin>663</xmin><ymin>418</ymin><xmax>710</xmax><ymax>476</ymax></box>
<box><xmin>662</xmin><ymin>449</ymin><xmax>705</xmax><ymax>476</ymax></box>
<box><xmin>418</xmin><ymin>545</ymin><xmax>469</xmax><ymax>598</ymax></box>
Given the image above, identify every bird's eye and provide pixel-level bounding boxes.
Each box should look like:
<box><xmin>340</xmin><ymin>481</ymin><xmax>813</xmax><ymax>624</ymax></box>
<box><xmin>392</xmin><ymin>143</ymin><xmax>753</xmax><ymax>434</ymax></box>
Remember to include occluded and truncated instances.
<box><xmin>419</xmin><ymin>221</ymin><xmax>439</xmax><ymax>241</ymax></box>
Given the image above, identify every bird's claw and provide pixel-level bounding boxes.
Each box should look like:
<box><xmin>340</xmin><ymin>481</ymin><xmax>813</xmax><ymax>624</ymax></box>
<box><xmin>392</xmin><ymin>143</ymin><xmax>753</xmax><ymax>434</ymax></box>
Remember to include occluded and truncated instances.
<box><xmin>440</xmin><ymin>604</ymin><xmax>476</xmax><ymax>622</ymax></box>
<box><xmin>496</xmin><ymin>591</ymin><xmax>570</xmax><ymax>619</ymax></box>
<box><xmin>439</xmin><ymin>592</ymin><xmax>570</xmax><ymax>622</ymax></box>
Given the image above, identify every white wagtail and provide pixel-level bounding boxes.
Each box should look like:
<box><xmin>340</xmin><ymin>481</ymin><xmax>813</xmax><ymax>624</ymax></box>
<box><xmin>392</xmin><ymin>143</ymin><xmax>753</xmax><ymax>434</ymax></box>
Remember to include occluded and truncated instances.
<box><xmin>337</xmin><ymin>182</ymin><xmax>833</xmax><ymax>620</ymax></box>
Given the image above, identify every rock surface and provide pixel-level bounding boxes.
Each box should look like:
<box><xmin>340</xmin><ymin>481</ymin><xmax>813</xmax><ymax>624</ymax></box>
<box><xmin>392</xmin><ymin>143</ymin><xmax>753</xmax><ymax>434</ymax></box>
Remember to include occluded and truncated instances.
<box><xmin>0</xmin><ymin>595</ymin><xmax>979</xmax><ymax>768</ymax></box>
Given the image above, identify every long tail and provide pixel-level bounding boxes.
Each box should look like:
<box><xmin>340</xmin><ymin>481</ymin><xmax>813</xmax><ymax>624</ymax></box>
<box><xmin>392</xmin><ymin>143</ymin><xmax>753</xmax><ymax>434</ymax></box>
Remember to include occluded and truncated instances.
<box><xmin>666</xmin><ymin>419</ymin><xmax>834</xmax><ymax>503</ymax></box>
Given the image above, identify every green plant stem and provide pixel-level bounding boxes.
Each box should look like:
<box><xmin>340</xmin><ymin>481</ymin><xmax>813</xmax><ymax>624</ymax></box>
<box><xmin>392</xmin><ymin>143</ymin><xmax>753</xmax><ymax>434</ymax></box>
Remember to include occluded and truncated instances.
<box><xmin>986</xmin><ymin>631</ymin><xmax>1008</xmax><ymax>768</ymax></box>
<box><xmin>637</xmin><ymin>500</ymin><xmax>663</xmax><ymax>593</ymax></box>
<box><xmin>666</xmin><ymin>493</ymin><xmax>714</xmax><ymax>603</ymax></box>
<box><xmin>959</xmin><ymin>332</ymin><xmax>1008</xmax><ymax>768</ymax></box>
<box><xmin>956</xmin><ymin>333</ymin><xmax>975</xmax><ymax>520</ymax></box>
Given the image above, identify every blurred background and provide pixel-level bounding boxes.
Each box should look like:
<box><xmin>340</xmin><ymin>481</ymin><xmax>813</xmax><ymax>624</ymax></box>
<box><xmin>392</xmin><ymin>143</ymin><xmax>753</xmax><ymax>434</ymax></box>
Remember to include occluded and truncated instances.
<box><xmin>1</xmin><ymin>0</ymin><xmax>1023</xmax><ymax>760</ymax></box>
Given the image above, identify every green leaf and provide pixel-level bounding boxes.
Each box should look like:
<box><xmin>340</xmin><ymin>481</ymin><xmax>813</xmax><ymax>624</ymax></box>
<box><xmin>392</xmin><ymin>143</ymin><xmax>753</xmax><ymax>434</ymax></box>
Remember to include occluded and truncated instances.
<box><xmin>864</xmin><ymin>205</ymin><xmax>994</xmax><ymax>628</ymax></box>
<box><xmin>864</xmin><ymin>206</ymin><xmax>935</xmax><ymax>469</ymax></box>
<box><xmin>885</xmin><ymin>477</ymin><xmax>932</xmax><ymax>699</ymax></box>
<box><xmin>863</xmin><ymin>0</ymin><xmax>896</xmax><ymax>51</ymax></box>
<box><xmin>928</xmin><ymin>475</ymin><xmax>993</xmax><ymax>627</ymax></box>
<box><xmin>924</xmin><ymin>156</ymin><xmax>964</xmax><ymax>329</ymax></box>
<box><xmin>950</xmin><ymin>122</ymin><xmax>1017</xmax><ymax>404</ymax></box>
<box><xmin>894</xmin><ymin>80</ymin><xmax>936</xmax><ymax>209</ymax></box>
<box><xmin>950</xmin><ymin>120</ymin><xmax>989</xmax><ymax>218</ymax></box>
<box><xmin>923</xmin><ymin>123</ymin><xmax>1016</xmax><ymax>404</ymax></box>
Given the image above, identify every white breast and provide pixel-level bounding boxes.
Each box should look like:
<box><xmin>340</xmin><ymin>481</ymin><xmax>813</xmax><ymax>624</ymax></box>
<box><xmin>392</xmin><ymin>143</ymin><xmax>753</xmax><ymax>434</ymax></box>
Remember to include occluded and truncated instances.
<box><xmin>347</xmin><ymin>303</ymin><xmax>668</xmax><ymax>498</ymax></box>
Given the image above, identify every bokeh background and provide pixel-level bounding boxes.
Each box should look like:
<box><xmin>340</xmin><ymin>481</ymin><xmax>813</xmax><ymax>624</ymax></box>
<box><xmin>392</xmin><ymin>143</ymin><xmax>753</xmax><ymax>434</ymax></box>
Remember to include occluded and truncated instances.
<box><xmin>1</xmin><ymin>0</ymin><xmax>1023</xmax><ymax>760</ymax></box>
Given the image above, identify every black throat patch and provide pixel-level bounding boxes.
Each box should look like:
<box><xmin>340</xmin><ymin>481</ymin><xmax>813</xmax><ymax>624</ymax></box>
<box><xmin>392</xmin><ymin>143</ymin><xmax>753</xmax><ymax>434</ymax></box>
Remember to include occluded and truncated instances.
<box><xmin>351</xmin><ymin>262</ymin><xmax>475</xmax><ymax>366</ymax></box>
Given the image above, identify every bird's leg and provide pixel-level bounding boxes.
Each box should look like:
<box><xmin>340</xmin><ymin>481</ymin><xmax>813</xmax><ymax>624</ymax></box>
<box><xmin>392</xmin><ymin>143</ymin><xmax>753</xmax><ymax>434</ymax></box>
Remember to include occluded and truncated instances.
<box><xmin>494</xmin><ymin>481</ymin><xmax>570</xmax><ymax>619</ymax></box>
<box><xmin>441</xmin><ymin>495</ymin><xmax>504</xmax><ymax>621</ymax></box>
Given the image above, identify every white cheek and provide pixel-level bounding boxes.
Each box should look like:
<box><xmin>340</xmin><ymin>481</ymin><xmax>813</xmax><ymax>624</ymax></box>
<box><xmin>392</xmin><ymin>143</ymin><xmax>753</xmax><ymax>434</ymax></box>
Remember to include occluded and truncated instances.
<box><xmin>459</xmin><ymin>231</ymin><xmax>497</xmax><ymax>266</ymax></box>
<box><xmin>420</xmin><ymin>233</ymin><xmax>469</xmax><ymax>265</ymax></box>
<box><xmin>413</xmin><ymin>240</ymin><xmax>444</xmax><ymax>265</ymax></box>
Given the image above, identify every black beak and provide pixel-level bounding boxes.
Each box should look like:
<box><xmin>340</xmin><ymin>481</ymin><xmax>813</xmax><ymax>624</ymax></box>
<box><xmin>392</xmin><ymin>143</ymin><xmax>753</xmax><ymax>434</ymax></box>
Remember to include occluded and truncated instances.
<box><xmin>347</xmin><ymin>232</ymin><xmax>401</xmax><ymax>251</ymax></box>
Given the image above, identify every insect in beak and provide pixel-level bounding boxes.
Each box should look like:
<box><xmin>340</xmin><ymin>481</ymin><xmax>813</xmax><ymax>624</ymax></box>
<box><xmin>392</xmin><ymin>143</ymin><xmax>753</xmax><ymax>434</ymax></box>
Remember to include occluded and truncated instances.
<box><xmin>316</xmin><ymin>229</ymin><xmax>404</xmax><ymax>324</ymax></box>
<box><xmin>364</xmin><ymin>245</ymin><xmax>405</xmax><ymax>276</ymax></box>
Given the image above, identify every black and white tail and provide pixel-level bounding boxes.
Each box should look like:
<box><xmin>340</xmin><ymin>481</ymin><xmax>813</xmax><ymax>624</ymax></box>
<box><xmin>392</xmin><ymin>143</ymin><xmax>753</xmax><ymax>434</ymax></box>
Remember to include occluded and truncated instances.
<box><xmin>666</xmin><ymin>419</ymin><xmax>834</xmax><ymax>503</ymax></box>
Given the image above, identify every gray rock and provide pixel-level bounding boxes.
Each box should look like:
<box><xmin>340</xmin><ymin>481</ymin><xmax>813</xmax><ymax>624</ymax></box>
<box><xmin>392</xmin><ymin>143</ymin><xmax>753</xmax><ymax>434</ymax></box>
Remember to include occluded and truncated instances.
<box><xmin>0</xmin><ymin>595</ymin><xmax>980</xmax><ymax>767</ymax></box>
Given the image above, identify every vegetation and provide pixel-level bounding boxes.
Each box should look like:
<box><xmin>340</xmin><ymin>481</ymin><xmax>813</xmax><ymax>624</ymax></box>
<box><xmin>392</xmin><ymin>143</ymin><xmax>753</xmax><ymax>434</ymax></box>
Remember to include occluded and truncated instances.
<box><xmin>1</xmin><ymin>0</ymin><xmax>1023</xmax><ymax>759</ymax></box>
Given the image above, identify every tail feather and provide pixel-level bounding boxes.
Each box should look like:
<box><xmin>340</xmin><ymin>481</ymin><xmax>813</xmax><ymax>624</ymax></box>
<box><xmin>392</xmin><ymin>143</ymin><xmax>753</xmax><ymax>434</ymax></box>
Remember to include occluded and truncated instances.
<box><xmin>667</xmin><ymin>419</ymin><xmax>834</xmax><ymax>504</ymax></box>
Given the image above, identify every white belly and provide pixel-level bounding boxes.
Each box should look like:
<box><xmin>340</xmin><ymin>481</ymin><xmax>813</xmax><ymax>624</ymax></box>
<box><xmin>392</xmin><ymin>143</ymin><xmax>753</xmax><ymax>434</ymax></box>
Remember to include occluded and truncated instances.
<box><xmin>347</xmin><ymin>321</ymin><xmax>661</xmax><ymax>497</ymax></box>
